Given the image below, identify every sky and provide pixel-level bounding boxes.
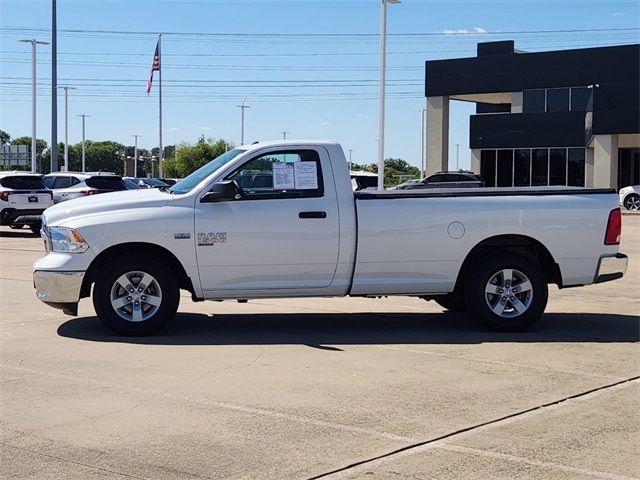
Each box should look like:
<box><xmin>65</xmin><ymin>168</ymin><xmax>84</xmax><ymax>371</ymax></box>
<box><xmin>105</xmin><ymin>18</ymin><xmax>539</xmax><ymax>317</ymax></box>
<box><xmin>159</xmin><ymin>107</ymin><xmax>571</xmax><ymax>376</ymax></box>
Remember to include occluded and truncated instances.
<box><xmin>0</xmin><ymin>0</ymin><xmax>639</xmax><ymax>172</ymax></box>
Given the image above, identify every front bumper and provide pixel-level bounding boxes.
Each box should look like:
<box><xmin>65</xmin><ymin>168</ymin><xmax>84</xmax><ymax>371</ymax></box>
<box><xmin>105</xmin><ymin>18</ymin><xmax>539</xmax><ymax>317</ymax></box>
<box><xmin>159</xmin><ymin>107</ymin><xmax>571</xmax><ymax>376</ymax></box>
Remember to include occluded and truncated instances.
<box><xmin>34</xmin><ymin>270</ymin><xmax>85</xmax><ymax>315</ymax></box>
<box><xmin>594</xmin><ymin>253</ymin><xmax>628</xmax><ymax>284</ymax></box>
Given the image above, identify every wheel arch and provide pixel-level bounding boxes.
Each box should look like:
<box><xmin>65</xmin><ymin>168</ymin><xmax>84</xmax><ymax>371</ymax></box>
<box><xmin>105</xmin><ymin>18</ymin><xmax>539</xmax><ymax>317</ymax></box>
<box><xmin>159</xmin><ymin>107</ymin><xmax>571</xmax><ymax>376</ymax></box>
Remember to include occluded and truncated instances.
<box><xmin>454</xmin><ymin>234</ymin><xmax>562</xmax><ymax>292</ymax></box>
<box><xmin>80</xmin><ymin>242</ymin><xmax>196</xmax><ymax>299</ymax></box>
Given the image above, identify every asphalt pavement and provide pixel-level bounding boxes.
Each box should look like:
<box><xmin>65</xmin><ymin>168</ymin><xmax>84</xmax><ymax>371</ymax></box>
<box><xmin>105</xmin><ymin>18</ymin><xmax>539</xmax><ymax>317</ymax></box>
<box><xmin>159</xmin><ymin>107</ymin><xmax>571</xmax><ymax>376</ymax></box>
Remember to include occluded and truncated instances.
<box><xmin>0</xmin><ymin>216</ymin><xmax>638</xmax><ymax>479</ymax></box>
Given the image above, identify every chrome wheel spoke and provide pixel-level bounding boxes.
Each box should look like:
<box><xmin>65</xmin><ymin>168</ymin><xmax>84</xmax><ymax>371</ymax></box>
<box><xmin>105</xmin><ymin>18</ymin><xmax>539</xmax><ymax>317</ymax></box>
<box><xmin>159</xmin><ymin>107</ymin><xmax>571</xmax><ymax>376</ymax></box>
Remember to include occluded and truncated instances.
<box><xmin>138</xmin><ymin>273</ymin><xmax>154</xmax><ymax>292</ymax></box>
<box><xmin>144</xmin><ymin>295</ymin><xmax>162</xmax><ymax>307</ymax></box>
<box><xmin>514</xmin><ymin>280</ymin><xmax>532</xmax><ymax>294</ymax></box>
<box><xmin>485</xmin><ymin>268</ymin><xmax>533</xmax><ymax>319</ymax></box>
<box><xmin>111</xmin><ymin>296</ymin><xmax>131</xmax><ymax>310</ymax></box>
<box><xmin>115</xmin><ymin>274</ymin><xmax>135</xmax><ymax>293</ymax></box>
<box><xmin>510</xmin><ymin>297</ymin><xmax>527</xmax><ymax>314</ymax></box>
<box><xmin>131</xmin><ymin>303</ymin><xmax>144</xmax><ymax>322</ymax></box>
<box><xmin>110</xmin><ymin>270</ymin><xmax>162</xmax><ymax>323</ymax></box>
<box><xmin>501</xmin><ymin>269</ymin><xmax>513</xmax><ymax>286</ymax></box>
<box><xmin>491</xmin><ymin>299</ymin><xmax>507</xmax><ymax>316</ymax></box>
<box><xmin>485</xmin><ymin>283</ymin><xmax>501</xmax><ymax>295</ymax></box>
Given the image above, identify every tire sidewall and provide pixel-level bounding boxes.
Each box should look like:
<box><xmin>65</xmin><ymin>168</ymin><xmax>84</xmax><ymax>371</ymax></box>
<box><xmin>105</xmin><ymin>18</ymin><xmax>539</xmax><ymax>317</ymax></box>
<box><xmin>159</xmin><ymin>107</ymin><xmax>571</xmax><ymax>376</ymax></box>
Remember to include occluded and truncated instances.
<box><xmin>465</xmin><ymin>252</ymin><xmax>548</xmax><ymax>332</ymax></box>
<box><xmin>624</xmin><ymin>194</ymin><xmax>639</xmax><ymax>210</ymax></box>
<box><xmin>93</xmin><ymin>254</ymin><xmax>179</xmax><ymax>336</ymax></box>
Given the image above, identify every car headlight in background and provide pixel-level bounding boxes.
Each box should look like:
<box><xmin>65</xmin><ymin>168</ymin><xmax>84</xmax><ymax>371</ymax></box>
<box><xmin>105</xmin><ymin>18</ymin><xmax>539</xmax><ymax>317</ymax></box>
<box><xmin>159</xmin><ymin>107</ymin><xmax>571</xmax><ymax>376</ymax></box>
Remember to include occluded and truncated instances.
<box><xmin>48</xmin><ymin>227</ymin><xmax>89</xmax><ymax>254</ymax></box>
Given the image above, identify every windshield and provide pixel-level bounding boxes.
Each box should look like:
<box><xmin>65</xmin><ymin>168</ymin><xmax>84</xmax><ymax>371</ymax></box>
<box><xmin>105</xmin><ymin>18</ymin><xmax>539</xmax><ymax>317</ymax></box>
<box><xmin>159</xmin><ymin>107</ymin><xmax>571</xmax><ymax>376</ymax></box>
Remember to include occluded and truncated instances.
<box><xmin>170</xmin><ymin>148</ymin><xmax>246</xmax><ymax>194</ymax></box>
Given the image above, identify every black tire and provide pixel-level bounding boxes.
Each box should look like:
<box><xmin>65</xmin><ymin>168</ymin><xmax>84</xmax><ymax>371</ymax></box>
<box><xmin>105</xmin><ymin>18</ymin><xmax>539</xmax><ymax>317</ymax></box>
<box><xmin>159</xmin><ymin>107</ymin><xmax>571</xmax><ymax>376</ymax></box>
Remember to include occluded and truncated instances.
<box><xmin>30</xmin><ymin>221</ymin><xmax>41</xmax><ymax>235</ymax></box>
<box><xmin>92</xmin><ymin>253</ymin><xmax>179</xmax><ymax>336</ymax></box>
<box><xmin>464</xmin><ymin>252</ymin><xmax>547</xmax><ymax>332</ymax></box>
<box><xmin>623</xmin><ymin>193</ymin><xmax>640</xmax><ymax>211</ymax></box>
<box><xmin>432</xmin><ymin>293</ymin><xmax>467</xmax><ymax>312</ymax></box>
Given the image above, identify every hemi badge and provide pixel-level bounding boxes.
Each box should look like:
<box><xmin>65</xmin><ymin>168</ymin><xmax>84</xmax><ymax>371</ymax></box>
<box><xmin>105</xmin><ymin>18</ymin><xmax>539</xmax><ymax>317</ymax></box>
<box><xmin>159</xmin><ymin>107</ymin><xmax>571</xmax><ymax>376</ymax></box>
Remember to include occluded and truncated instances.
<box><xmin>174</xmin><ymin>233</ymin><xmax>191</xmax><ymax>239</ymax></box>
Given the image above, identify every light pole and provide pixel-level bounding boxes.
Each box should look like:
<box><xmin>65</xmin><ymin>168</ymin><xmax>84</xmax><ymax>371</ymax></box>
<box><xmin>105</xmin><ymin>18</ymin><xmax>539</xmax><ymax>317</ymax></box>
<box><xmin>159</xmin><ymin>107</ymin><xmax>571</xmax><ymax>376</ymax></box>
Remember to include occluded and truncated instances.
<box><xmin>77</xmin><ymin>114</ymin><xmax>90</xmax><ymax>172</ymax></box>
<box><xmin>281</xmin><ymin>131</ymin><xmax>289</xmax><ymax>140</ymax></box>
<box><xmin>60</xmin><ymin>86</ymin><xmax>75</xmax><ymax>171</ymax></box>
<box><xmin>377</xmin><ymin>0</ymin><xmax>400</xmax><ymax>190</ymax></box>
<box><xmin>19</xmin><ymin>39</ymin><xmax>49</xmax><ymax>174</ymax></box>
<box><xmin>419</xmin><ymin>107</ymin><xmax>426</xmax><ymax>178</ymax></box>
<box><xmin>455</xmin><ymin>143</ymin><xmax>460</xmax><ymax>171</ymax></box>
<box><xmin>131</xmin><ymin>134</ymin><xmax>141</xmax><ymax>177</ymax></box>
<box><xmin>237</xmin><ymin>97</ymin><xmax>250</xmax><ymax>145</ymax></box>
<box><xmin>348</xmin><ymin>149</ymin><xmax>354</xmax><ymax>171</ymax></box>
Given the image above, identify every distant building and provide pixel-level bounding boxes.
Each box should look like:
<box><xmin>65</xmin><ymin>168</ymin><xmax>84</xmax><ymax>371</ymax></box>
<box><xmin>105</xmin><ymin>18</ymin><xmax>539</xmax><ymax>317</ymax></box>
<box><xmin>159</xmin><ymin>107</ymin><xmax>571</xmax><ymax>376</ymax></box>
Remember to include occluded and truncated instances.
<box><xmin>424</xmin><ymin>41</ymin><xmax>639</xmax><ymax>189</ymax></box>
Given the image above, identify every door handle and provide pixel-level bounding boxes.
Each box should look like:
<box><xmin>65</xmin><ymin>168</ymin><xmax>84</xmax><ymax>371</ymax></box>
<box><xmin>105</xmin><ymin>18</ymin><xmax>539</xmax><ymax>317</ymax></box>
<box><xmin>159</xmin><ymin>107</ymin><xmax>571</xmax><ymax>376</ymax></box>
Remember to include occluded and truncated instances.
<box><xmin>299</xmin><ymin>211</ymin><xmax>327</xmax><ymax>219</ymax></box>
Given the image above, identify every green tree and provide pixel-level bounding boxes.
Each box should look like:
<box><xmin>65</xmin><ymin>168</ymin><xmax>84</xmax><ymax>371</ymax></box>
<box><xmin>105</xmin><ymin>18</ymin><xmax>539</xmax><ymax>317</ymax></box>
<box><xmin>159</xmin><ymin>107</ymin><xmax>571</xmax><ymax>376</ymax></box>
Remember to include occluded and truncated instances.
<box><xmin>0</xmin><ymin>129</ymin><xmax>10</xmax><ymax>145</ymax></box>
<box><xmin>11</xmin><ymin>136</ymin><xmax>49</xmax><ymax>173</ymax></box>
<box><xmin>169</xmin><ymin>137</ymin><xmax>234</xmax><ymax>178</ymax></box>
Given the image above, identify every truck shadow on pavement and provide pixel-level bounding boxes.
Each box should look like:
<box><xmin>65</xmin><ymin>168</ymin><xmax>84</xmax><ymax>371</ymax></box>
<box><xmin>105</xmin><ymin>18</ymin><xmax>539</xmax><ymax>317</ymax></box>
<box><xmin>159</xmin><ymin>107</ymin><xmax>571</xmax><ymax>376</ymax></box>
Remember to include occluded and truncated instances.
<box><xmin>57</xmin><ymin>311</ymin><xmax>640</xmax><ymax>347</ymax></box>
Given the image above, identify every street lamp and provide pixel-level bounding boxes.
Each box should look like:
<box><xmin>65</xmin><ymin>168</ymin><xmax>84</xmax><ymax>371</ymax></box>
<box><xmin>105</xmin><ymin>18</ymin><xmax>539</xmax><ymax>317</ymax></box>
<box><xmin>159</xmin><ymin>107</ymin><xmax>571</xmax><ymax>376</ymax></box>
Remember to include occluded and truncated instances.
<box><xmin>59</xmin><ymin>86</ymin><xmax>76</xmax><ymax>172</ymax></box>
<box><xmin>18</xmin><ymin>39</ymin><xmax>49</xmax><ymax>174</ymax></box>
<box><xmin>237</xmin><ymin>97</ymin><xmax>250</xmax><ymax>145</ymax></box>
<box><xmin>281</xmin><ymin>131</ymin><xmax>289</xmax><ymax>140</ymax></box>
<box><xmin>131</xmin><ymin>134</ymin><xmax>142</xmax><ymax>177</ymax></box>
<box><xmin>377</xmin><ymin>0</ymin><xmax>400</xmax><ymax>190</ymax></box>
<box><xmin>419</xmin><ymin>107</ymin><xmax>426</xmax><ymax>178</ymax></box>
<box><xmin>77</xmin><ymin>114</ymin><xmax>90</xmax><ymax>172</ymax></box>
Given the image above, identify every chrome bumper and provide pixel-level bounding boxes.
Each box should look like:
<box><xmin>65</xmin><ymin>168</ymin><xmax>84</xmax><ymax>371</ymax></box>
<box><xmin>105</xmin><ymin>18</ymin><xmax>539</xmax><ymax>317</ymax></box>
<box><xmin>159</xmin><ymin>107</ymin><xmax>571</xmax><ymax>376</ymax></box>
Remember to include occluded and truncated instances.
<box><xmin>595</xmin><ymin>254</ymin><xmax>628</xmax><ymax>284</ymax></box>
<box><xmin>34</xmin><ymin>270</ymin><xmax>84</xmax><ymax>307</ymax></box>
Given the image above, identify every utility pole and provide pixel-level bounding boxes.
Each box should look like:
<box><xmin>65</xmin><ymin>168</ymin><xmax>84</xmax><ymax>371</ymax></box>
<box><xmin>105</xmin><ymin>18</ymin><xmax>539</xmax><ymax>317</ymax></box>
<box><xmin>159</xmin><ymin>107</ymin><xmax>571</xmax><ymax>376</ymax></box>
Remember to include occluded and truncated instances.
<box><xmin>237</xmin><ymin>97</ymin><xmax>250</xmax><ymax>145</ymax></box>
<box><xmin>348</xmin><ymin>149</ymin><xmax>354</xmax><ymax>171</ymax></box>
<box><xmin>281</xmin><ymin>131</ymin><xmax>289</xmax><ymax>140</ymax></box>
<box><xmin>419</xmin><ymin>107</ymin><xmax>426</xmax><ymax>178</ymax></box>
<box><xmin>18</xmin><ymin>39</ymin><xmax>49</xmax><ymax>174</ymax></box>
<box><xmin>77</xmin><ymin>114</ymin><xmax>90</xmax><ymax>172</ymax></box>
<box><xmin>60</xmin><ymin>86</ymin><xmax>75</xmax><ymax>171</ymax></box>
<box><xmin>455</xmin><ymin>143</ymin><xmax>460</xmax><ymax>171</ymax></box>
<box><xmin>131</xmin><ymin>134</ymin><xmax>141</xmax><ymax>177</ymax></box>
<box><xmin>51</xmin><ymin>0</ymin><xmax>58</xmax><ymax>172</ymax></box>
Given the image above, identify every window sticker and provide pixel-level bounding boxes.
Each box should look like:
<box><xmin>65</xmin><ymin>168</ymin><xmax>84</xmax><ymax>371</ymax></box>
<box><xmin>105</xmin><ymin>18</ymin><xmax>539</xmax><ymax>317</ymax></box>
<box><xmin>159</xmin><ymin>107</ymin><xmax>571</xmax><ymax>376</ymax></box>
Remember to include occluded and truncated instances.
<box><xmin>294</xmin><ymin>161</ymin><xmax>318</xmax><ymax>190</ymax></box>
<box><xmin>272</xmin><ymin>162</ymin><xmax>295</xmax><ymax>190</ymax></box>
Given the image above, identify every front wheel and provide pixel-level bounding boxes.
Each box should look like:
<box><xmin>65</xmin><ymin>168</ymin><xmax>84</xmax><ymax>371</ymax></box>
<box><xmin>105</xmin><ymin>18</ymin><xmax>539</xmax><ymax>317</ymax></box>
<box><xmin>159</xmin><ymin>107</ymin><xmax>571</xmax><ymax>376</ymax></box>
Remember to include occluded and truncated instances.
<box><xmin>623</xmin><ymin>193</ymin><xmax>640</xmax><ymax>211</ymax></box>
<box><xmin>30</xmin><ymin>221</ymin><xmax>42</xmax><ymax>235</ymax></box>
<box><xmin>465</xmin><ymin>252</ymin><xmax>548</xmax><ymax>332</ymax></box>
<box><xmin>93</xmin><ymin>254</ymin><xmax>179</xmax><ymax>335</ymax></box>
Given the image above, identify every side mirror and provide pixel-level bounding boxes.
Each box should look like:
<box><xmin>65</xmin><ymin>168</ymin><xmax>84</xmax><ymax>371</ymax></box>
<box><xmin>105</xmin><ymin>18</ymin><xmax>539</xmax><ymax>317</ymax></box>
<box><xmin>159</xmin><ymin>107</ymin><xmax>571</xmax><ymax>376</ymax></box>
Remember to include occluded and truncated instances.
<box><xmin>201</xmin><ymin>181</ymin><xmax>237</xmax><ymax>203</ymax></box>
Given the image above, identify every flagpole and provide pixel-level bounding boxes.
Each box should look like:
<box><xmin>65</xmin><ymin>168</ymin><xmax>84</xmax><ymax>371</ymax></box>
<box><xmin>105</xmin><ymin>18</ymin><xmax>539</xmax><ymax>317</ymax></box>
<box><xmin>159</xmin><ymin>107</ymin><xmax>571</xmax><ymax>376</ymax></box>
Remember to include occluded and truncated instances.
<box><xmin>158</xmin><ymin>33</ymin><xmax>163</xmax><ymax>178</ymax></box>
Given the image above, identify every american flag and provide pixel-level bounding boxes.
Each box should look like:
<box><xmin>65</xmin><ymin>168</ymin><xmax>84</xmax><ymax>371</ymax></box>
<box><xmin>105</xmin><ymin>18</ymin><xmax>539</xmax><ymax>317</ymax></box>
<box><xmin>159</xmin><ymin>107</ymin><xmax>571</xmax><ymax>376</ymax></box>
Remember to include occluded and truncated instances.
<box><xmin>146</xmin><ymin>39</ymin><xmax>160</xmax><ymax>95</ymax></box>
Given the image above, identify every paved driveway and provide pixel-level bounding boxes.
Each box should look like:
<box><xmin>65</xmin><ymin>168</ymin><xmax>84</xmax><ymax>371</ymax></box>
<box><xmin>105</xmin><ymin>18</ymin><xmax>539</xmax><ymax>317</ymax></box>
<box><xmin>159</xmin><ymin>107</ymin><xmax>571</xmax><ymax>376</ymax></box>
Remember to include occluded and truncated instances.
<box><xmin>1</xmin><ymin>217</ymin><xmax>638</xmax><ymax>479</ymax></box>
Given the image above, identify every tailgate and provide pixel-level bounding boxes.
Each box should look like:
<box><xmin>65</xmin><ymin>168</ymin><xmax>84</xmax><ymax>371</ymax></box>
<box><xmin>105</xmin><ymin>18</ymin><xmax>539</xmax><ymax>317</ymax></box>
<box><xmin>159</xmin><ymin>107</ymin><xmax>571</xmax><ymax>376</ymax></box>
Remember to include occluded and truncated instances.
<box><xmin>8</xmin><ymin>193</ymin><xmax>53</xmax><ymax>209</ymax></box>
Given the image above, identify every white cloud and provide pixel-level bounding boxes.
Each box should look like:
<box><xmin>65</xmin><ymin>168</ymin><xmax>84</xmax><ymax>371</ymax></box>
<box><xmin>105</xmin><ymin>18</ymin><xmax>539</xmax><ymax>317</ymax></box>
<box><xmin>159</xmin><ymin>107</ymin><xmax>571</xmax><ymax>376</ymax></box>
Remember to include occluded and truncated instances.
<box><xmin>442</xmin><ymin>27</ymin><xmax>487</xmax><ymax>35</ymax></box>
<box><xmin>611</xmin><ymin>12</ymin><xmax>623</xmax><ymax>16</ymax></box>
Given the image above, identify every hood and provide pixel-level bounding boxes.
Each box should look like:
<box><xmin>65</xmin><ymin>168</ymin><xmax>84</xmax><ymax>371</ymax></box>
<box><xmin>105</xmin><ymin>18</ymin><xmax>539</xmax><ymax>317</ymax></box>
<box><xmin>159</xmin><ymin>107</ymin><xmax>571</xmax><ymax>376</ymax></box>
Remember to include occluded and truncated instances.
<box><xmin>43</xmin><ymin>188</ymin><xmax>173</xmax><ymax>226</ymax></box>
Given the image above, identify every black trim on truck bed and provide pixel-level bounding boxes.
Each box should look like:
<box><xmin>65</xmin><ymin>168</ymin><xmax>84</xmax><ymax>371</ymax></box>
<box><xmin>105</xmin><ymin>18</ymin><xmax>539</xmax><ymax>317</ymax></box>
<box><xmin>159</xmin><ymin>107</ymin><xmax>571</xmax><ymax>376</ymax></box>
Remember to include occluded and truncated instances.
<box><xmin>355</xmin><ymin>188</ymin><xmax>616</xmax><ymax>200</ymax></box>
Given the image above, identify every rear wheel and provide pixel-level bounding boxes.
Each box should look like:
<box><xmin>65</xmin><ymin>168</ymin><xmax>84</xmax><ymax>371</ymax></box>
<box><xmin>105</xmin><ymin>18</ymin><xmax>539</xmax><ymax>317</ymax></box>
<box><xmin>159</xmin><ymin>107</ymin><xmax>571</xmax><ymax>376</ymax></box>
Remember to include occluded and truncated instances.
<box><xmin>623</xmin><ymin>193</ymin><xmax>640</xmax><ymax>211</ymax></box>
<box><xmin>465</xmin><ymin>252</ymin><xmax>547</xmax><ymax>331</ymax></box>
<box><xmin>30</xmin><ymin>221</ymin><xmax>41</xmax><ymax>235</ymax></box>
<box><xmin>93</xmin><ymin>254</ymin><xmax>179</xmax><ymax>335</ymax></box>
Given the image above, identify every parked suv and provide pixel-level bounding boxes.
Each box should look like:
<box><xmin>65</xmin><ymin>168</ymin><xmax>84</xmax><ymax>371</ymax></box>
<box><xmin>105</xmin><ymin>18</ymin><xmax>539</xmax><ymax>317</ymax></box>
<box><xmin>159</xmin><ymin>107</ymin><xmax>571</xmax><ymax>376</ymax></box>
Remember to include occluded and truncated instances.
<box><xmin>0</xmin><ymin>172</ymin><xmax>53</xmax><ymax>233</ymax></box>
<box><xmin>396</xmin><ymin>171</ymin><xmax>485</xmax><ymax>190</ymax></box>
<box><xmin>43</xmin><ymin>172</ymin><xmax>128</xmax><ymax>203</ymax></box>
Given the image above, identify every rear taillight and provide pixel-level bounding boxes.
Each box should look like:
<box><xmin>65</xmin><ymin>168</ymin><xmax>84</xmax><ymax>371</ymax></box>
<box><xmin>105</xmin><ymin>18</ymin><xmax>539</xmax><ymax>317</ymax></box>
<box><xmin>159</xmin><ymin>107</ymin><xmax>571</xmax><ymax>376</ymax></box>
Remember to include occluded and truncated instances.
<box><xmin>604</xmin><ymin>208</ymin><xmax>621</xmax><ymax>245</ymax></box>
<box><xmin>81</xmin><ymin>190</ymin><xmax>97</xmax><ymax>196</ymax></box>
<box><xmin>0</xmin><ymin>191</ymin><xmax>8</xmax><ymax>202</ymax></box>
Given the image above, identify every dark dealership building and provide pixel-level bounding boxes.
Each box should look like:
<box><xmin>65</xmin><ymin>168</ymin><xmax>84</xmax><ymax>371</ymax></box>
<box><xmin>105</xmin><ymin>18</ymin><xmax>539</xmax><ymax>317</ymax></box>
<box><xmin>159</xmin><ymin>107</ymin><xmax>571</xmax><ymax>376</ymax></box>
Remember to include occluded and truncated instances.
<box><xmin>424</xmin><ymin>41</ymin><xmax>640</xmax><ymax>189</ymax></box>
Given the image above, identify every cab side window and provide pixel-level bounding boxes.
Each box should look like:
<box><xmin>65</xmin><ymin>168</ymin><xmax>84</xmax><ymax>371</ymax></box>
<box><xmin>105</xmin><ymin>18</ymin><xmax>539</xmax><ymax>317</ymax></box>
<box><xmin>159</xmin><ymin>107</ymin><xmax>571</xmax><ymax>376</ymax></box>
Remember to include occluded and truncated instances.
<box><xmin>227</xmin><ymin>150</ymin><xmax>324</xmax><ymax>199</ymax></box>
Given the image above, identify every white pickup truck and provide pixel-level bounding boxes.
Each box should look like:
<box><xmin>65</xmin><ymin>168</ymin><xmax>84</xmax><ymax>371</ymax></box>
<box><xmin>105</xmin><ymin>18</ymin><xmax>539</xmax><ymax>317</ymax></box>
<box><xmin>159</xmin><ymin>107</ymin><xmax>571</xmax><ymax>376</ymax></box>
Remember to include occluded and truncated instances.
<box><xmin>33</xmin><ymin>141</ymin><xmax>628</xmax><ymax>335</ymax></box>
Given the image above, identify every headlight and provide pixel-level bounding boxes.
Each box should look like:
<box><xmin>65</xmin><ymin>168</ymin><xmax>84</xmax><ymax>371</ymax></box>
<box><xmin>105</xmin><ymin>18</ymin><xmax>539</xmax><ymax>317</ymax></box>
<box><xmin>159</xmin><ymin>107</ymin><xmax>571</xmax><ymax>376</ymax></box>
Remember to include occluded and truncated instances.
<box><xmin>48</xmin><ymin>227</ymin><xmax>89</xmax><ymax>254</ymax></box>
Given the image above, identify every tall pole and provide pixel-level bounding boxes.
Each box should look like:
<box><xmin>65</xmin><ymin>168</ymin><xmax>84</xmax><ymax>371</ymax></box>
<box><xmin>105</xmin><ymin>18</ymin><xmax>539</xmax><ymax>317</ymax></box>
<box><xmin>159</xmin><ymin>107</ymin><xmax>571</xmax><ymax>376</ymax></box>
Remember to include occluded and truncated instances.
<box><xmin>131</xmin><ymin>135</ymin><xmax>141</xmax><ymax>177</ymax></box>
<box><xmin>281</xmin><ymin>131</ymin><xmax>289</xmax><ymax>140</ymax></box>
<box><xmin>158</xmin><ymin>34</ymin><xmax>163</xmax><ymax>178</ymax></box>
<box><xmin>60</xmin><ymin>86</ymin><xmax>75</xmax><ymax>172</ymax></box>
<box><xmin>237</xmin><ymin>97</ymin><xmax>250</xmax><ymax>145</ymax></box>
<box><xmin>51</xmin><ymin>0</ymin><xmax>58</xmax><ymax>172</ymax></box>
<box><xmin>420</xmin><ymin>107</ymin><xmax>426</xmax><ymax>178</ymax></box>
<box><xmin>19</xmin><ymin>39</ymin><xmax>49</xmax><ymax>174</ymax></box>
<box><xmin>348</xmin><ymin>149</ymin><xmax>354</xmax><ymax>171</ymax></box>
<box><xmin>77</xmin><ymin>114</ymin><xmax>90</xmax><ymax>172</ymax></box>
<box><xmin>377</xmin><ymin>0</ymin><xmax>400</xmax><ymax>190</ymax></box>
<box><xmin>455</xmin><ymin>143</ymin><xmax>460</xmax><ymax>171</ymax></box>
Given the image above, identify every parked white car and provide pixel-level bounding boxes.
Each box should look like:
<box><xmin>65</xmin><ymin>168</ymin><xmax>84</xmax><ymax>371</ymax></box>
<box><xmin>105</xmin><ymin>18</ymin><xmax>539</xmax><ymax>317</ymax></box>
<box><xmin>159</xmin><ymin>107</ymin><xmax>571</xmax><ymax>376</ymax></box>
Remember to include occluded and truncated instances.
<box><xmin>34</xmin><ymin>141</ymin><xmax>628</xmax><ymax>335</ymax></box>
<box><xmin>0</xmin><ymin>172</ymin><xmax>52</xmax><ymax>233</ymax></box>
<box><xmin>619</xmin><ymin>185</ymin><xmax>640</xmax><ymax>211</ymax></box>
<box><xmin>43</xmin><ymin>172</ymin><xmax>128</xmax><ymax>203</ymax></box>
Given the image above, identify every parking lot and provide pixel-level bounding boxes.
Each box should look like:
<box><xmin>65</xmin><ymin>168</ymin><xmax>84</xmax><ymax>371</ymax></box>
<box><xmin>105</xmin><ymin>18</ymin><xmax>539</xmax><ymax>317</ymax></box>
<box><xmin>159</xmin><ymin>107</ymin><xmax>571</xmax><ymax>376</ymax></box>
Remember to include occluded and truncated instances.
<box><xmin>1</xmin><ymin>216</ymin><xmax>638</xmax><ymax>480</ymax></box>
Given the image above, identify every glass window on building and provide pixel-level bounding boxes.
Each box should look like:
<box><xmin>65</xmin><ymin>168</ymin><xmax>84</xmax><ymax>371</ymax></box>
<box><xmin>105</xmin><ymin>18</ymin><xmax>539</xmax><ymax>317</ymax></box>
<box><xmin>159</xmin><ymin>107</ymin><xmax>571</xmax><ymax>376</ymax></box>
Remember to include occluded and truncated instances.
<box><xmin>523</xmin><ymin>89</ymin><xmax>545</xmax><ymax>113</ymax></box>
<box><xmin>567</xmin><ymin>148</ymin><xmax>586</xmax><ymax>187</ymax></box>
<box><xmin>570</xmin><ymin>87</ymin><xmax>592</xmax><ymax>112</ymax></box>
<box><xmin>549</xmin><ymin>148</ymin><xmax>567</xmax><ymax>185</ymax></box>
<box><xmin>514</xmin><ymin>149</ymin><xmax>531</xmax><ymax>186</ymax></box>
<box><xmin>546</xmin><ymin>88</ymin><xmax>569</xmax><ymax>112</ymax></box>
<box><xmin>497</xmin><ymin>150</ymin><xmax>513</xmax><ymax>187</ymax></box>
<box><xmin>532</xmin><ymin>149</ymin><xmax>549</xmax><ymax>186</ymax></box>
<box><xmin>480</xmin><ymin>150</ymin><xmax>496</xmax><ymax>187</ymax></box>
